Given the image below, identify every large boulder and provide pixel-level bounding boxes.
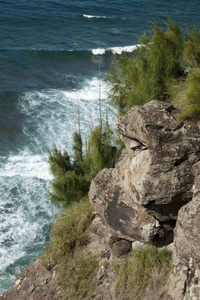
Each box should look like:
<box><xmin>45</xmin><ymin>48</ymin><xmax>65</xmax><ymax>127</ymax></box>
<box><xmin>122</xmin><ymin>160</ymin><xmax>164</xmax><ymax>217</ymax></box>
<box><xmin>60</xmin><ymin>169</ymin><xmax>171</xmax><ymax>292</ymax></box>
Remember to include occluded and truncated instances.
<box><xmin>89</xmin><ymin>100</ymin><xmax>200</xmax><ymax>245</ymax></box>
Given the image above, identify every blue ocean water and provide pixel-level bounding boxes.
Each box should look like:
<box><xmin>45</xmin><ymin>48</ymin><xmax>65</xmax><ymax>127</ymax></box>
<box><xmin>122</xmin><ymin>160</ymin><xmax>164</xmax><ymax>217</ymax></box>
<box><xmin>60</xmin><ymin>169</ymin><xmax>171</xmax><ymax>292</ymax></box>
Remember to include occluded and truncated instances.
<box><xmin>0</xmin><ymin>0</ymin><xmax>200</xmax><ymax>294</ymax></box>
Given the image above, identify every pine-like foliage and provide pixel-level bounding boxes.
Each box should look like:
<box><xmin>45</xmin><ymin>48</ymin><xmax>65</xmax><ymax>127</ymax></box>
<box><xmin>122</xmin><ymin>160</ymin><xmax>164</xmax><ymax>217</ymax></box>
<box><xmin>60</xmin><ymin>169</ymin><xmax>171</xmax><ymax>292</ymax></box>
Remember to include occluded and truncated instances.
<box><xmin>72</xmin><ymin>131</ymin><xmax>83</xmax><ymax>163</ymax></box>
<box><xmin>48</xmin><ymin>145</ymin><xmax>73</xmax><ymax>177</ymax></box>
<box><xmin>48</xmin><ymin>121</ymin><xmax>118</xmax><ymax>208</ymax></box>
<box><xmin>176</xmin><ymin>68</ymin><xmax>200</xmax><ymax>121</ymax></box>
<box><xmin>88</xmin><ymin>122</ymin><xmax>117</xmax><ymax>173</ymax></box>
<box><xmin>138</xmin><ymin>19</ymin><xmax>183</xmax><ymax>98</ymax></box>
<box><xmin>183</xmin><ymin>26</ymin><xmax>200</xmax><ymax>68</ymax></box>
<box><xmin>48</xmin><ymin>140</ymin><xmax>92</xmax><ymax>207</ymax></box>
<box><xmin>106</xmin><ymin>19</ymin><xmax>200</xmax><ymax>116</ymax></box>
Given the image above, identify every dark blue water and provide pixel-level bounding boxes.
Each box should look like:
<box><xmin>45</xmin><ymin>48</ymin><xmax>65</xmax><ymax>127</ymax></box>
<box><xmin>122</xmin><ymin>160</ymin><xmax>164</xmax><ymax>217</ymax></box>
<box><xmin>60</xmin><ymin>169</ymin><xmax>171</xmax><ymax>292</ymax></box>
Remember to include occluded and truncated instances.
<box><xmin>0</xmin><ymin>0</ymin><xmax>200</xmax><ymax>294</ymax></box>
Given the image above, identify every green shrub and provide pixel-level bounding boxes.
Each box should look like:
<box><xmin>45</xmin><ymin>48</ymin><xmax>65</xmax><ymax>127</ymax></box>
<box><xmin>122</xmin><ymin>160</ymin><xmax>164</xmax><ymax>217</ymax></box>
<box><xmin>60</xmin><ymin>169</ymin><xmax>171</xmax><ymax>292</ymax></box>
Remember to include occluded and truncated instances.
<box><xmin>171</xmin><ymin>68</ymin><xmax>200</xmax><ymax>121</ymax></box>
<box><xmin>113</xmin><ymin>245</ymin><xmax>173</xmax><ymax>300</ymax></box>
<box><xmin>88</xmin><ymin>125</ymin><xmax>117</xmax><ymax>173</ymax></box>
<box><xmin>50</xmin><ymin>171</ymin><xmax>92</xmax><ymax>207</ymax></box>
<box><xmin>183</xmin><ymin>26</ymin><xmax>200</xmax><ymax>68</ymax></box>
<box><xmin>49</xmin><ymin>120</ymin><xmax>119</xmax><ymax>207</ymax></box>
<box><xmin>106</xmin><ymin>19</ymin><xmax>185</xmax><ymax>115</ymax></box>
<box><xmin>106</xmin><ymin>19</ymin><xmax>200</xmax><ymax>118</ymax></box>
<box><xmin>48</xmin><ymin>145</ymin><xmax>73</xmax><ymax>177</ymax></box>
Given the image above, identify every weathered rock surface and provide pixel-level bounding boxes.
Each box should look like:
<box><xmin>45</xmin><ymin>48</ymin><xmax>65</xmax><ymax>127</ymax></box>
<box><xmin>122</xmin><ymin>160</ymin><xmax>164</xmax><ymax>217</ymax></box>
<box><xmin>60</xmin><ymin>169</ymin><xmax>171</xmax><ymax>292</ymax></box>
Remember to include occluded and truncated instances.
<box><xmin>173</xmin><ymin>161</ymin><xmax>200</xmax><ymax>265</ymax></box>
<box><xmin>89</xmin><ymin>100</ymin><xmax>200</xmax><ymax>245</ymax></box>
<box><xmin>0</xmin><ymin>259</ymin><xmax>63</xmax><ymax>300</ymax></box>
<box><xmin>161</xmin><ymin>161</ymin><xmax>200</xmax><ymax>299</ymax></box>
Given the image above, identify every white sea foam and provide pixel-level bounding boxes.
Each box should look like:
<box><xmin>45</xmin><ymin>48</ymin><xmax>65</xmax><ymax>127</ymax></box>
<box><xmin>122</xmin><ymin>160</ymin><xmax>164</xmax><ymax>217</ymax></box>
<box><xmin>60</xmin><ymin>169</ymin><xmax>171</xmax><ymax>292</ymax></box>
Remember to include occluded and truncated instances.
<box><xmin>92</xmin><ymin>48</ymin><xmax>106</xmax><ymax>55</ymax></box>
<box><xmin>0</xmin><ymin>76</ymin><xmax>116</xmax><ymax>294</ymax></box>
<box><xmin>111</xmin><ymin>44</ymin><xmax>142</xmax><ymax>54</ymax></box>
<box><xmin>0</xmin><ymin>173</ymin><xmax>58</xmax><ymax>292</ymax></box>
<box><xmin>19</xmin><ymin>77</ymin><xmax>116</xmax><ymax>151</ymax></box>
<box><xmin>83</xmin><ymin>14</ymin><xmax>106</xmax><ymax>19</ymax></box>
<box><xmin>92</xmin><ymin>44</ymin><xmax>142</xmax><ymax>55</ymax></box>
<box><xmin>0</xmin><ymin>152</ymin><xmax>53</xmax><ymax>180</ymax></box>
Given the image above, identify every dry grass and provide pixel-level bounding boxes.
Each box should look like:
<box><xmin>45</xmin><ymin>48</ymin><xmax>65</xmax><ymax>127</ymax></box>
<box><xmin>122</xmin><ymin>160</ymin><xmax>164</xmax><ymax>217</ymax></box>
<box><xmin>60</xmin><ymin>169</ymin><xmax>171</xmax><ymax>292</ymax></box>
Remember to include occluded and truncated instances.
<box><xmin>113</xmin><ymin>245</ymin><xmax>173</xmax><ymax>300</ymax></box>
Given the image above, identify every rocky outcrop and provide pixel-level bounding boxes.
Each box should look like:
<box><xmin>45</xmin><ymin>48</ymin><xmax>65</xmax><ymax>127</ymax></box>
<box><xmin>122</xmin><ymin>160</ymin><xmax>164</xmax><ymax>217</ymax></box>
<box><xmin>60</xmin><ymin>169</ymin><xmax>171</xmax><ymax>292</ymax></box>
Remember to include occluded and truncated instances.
<box><xmin>160</xmin><ymin>161</ymin><xmax>200</xmax><ymax>299</ymax></box>
<box><xmin>173</xmin><ymin>161</ymin><xmax>200</xmax><ymax>266</ymax></box>
<box><xmin>89</xmin><ymin>100</ymin><xmax>200</xmax><ymax>248</ymax></box>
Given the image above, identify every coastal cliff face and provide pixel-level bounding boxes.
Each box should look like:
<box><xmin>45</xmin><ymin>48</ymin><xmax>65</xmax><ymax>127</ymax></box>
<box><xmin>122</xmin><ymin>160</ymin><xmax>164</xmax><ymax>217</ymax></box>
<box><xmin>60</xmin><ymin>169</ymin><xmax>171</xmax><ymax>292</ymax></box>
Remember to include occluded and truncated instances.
<box><xmin>2</xmin><ymin>100</ymin><xmax>200</xmax><ymax>299</ymax></box>
<box><xmin>89</xmin><ymin>100</ymin><xmax>200</xmax><ymax>247</ymax></box>
<box><xmin>160</xmin><ymin>160</ymin><xmax>200</xmax><ymax>300</ymax></box>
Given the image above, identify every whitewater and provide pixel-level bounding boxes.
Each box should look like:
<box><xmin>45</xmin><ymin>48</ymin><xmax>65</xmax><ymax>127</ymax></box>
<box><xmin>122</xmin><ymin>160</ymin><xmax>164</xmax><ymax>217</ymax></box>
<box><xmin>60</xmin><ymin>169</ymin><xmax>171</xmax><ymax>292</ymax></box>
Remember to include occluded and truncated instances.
<box><xmin>0</xmin><ymin>76</ymin><xmax>115</xmax><ymax>293</ymax></box>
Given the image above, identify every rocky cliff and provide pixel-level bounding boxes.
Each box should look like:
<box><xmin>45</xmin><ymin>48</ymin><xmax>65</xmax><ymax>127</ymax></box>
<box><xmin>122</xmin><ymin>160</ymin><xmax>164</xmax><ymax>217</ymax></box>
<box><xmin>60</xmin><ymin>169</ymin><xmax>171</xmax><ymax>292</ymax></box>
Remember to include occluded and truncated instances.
<box><xmin>2</xmin><ymin>100</ymin><xmax>200</xmax><ymax>299</ymax></box>
<box><xmin>89</xmin><ymin>100</ymin><xmax>200</xmax><ymax>247</ymax></box>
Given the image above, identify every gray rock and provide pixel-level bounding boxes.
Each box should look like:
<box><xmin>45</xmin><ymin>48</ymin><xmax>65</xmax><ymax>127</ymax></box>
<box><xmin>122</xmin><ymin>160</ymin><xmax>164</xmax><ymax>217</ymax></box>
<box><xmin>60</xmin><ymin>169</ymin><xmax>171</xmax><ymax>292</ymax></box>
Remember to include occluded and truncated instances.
<box><xmin>132</xmin><ymin>241</ymin><xmax>145</xmax><ymax>250</ymax></box>
<box><xmin>28</xmin><ymin>283</ymin><xmax>35</xmax><ymax>294</ymax></box>
<box><xmin>89</xmin><ymin>100</ymin><xmax>200</xmax><ymax>245</ymax></box>
<box><xmin>160</xmin><ymin>161</ymin><xmax>200</xmax><ymax>299</ymax></box>
<box><xmin>0</xmin><ymin>259</ymin><xmax>63</xmax><ymax>300</ymax></box>
<box><xmin>96</xmin><ymin>266</ymin><xmax>105</xmax><ymax>281</ymax></box>
<box><xmin>101</xmin><ymin>250</ymin><xmax>110</xmax><ymax>259</ymax></box>
<box><xmin>116</xmin><ymin>100</ymin><xmax>200</xmax><ymax>220</ymax></box>
<box><xmin>109</xmin><ymin>237</ymin><xmax>131</xmax><ymax>257</ymax></box>
<box><xmin>173</xmin><ymin>161</ymin><xmax>200</xmax><ymax>265</ymax></box>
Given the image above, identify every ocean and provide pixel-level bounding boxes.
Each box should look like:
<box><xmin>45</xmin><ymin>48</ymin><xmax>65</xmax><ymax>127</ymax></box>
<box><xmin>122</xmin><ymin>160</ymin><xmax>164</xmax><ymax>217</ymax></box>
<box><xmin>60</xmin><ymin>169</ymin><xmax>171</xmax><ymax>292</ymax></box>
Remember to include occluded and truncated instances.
<box><xmin>0</xmin><ymin>0</ymin><xmax>200</xmax><ymax>294</ymax></box>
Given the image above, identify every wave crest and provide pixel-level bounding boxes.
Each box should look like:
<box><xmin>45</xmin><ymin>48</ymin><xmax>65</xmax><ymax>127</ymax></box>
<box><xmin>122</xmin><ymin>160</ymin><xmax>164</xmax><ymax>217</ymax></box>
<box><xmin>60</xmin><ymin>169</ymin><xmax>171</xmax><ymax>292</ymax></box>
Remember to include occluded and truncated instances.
<box><xmin>83</xmin><ymin>14</ymin><xmax>106</xmax><ymax>19</ymax></box>
<box><xmin>92</xmin><ymin>44</ymin><xmax>141</xmax><ymax>55</ymax></box>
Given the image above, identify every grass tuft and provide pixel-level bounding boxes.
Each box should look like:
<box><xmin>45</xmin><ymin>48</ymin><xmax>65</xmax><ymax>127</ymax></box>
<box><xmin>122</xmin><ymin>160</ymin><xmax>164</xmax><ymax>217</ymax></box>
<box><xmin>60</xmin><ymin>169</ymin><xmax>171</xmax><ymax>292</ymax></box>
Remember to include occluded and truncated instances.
<box><xmin>61</xmin><ymin>253</ymin><xmax>98</xmax><ymax>300</ymax></box>
<box><xmin>42</xmin><ymin>197</ymin><xmax>94</xmax><ymax>265</ymax></box>
<box><xmin>113</xmin><ymin>245</ymin><xmax>173</xmax><ymax>300</ymax></box>
<box><xmin>42</xmin><ymin>198</ymin><xmax>98</xmax><ymax>299</ymax></box>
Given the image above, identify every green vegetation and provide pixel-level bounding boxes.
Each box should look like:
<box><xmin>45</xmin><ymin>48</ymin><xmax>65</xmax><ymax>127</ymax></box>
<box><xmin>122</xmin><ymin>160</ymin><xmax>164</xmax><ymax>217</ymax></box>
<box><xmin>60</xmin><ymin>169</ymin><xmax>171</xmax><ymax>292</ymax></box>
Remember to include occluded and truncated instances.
<box><xmin>62</xmin><ymin>254</ymin><xmax>98</xmax><ymax>300</ymax></box>
<box><xmin>44</xmin><ymin>198</ymin><xmax>94</xmax><ymax>261</ymax></box>
<box><xmin>113</xmin><ymin>245</ymin><xmax>173</xmax><ymax>300</ymax></box>
<box><xmin>175</xmin><ymin>68</ymin><xmax>200</xmax><ymax>121</ymax></box>
<box><xmin>48</xmin><ymin>120</ymin><xmax>118</xmax><ymax>208</ymax></box>
<box><xmin>106</xmin><ymin>19</ymin><xmax>200</xmax><ymax>120</ymax></box>
<box><xmin>42</xmin><ymin>197</ymin><xmax>99</xmax><ymax>300</ymax></box>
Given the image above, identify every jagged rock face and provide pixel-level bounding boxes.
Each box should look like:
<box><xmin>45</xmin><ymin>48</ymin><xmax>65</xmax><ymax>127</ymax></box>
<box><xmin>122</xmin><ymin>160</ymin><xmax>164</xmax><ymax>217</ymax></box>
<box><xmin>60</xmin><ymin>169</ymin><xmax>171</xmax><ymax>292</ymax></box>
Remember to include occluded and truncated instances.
<box><xmin>89</xmin><ymin>100</ymin><xmax>200</xmax><ymax>244</ymax></box>
<box><xmin>173</xmin><ymin>161</ymin><xmax>200</xmax><ymax>265</ymax></box>
<box><xmin>116</xmin><ymin>100</ymin><xmax>200</xmax><ymax>221</ymax></box>
<box><xmin>89</xmin><ymin>167</ymin><xmax>159</xmax><ymax>243</ymax></box>
<box><xmin>161</xmin><ymin>166</ymin><xmax>200</xmax><ymax>300</ymax></box>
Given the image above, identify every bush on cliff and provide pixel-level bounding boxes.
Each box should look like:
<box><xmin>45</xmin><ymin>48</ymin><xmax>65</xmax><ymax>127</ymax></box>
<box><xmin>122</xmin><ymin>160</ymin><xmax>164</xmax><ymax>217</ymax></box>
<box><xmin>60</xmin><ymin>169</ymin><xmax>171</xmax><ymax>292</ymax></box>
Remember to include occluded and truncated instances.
<box><xmin>48</xmin><ymin>120</ymin><xmax>118</xmax><ymax>208</ymax></box>
<box><xmin>106</xmin><ymin>19</ymin><xmax>200</xmax><ymax>119</ymax></box>
<box><xmin>173</xmin><ymin>68</ymin><xmax>200</xmax><ymax>121</ymax></box>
